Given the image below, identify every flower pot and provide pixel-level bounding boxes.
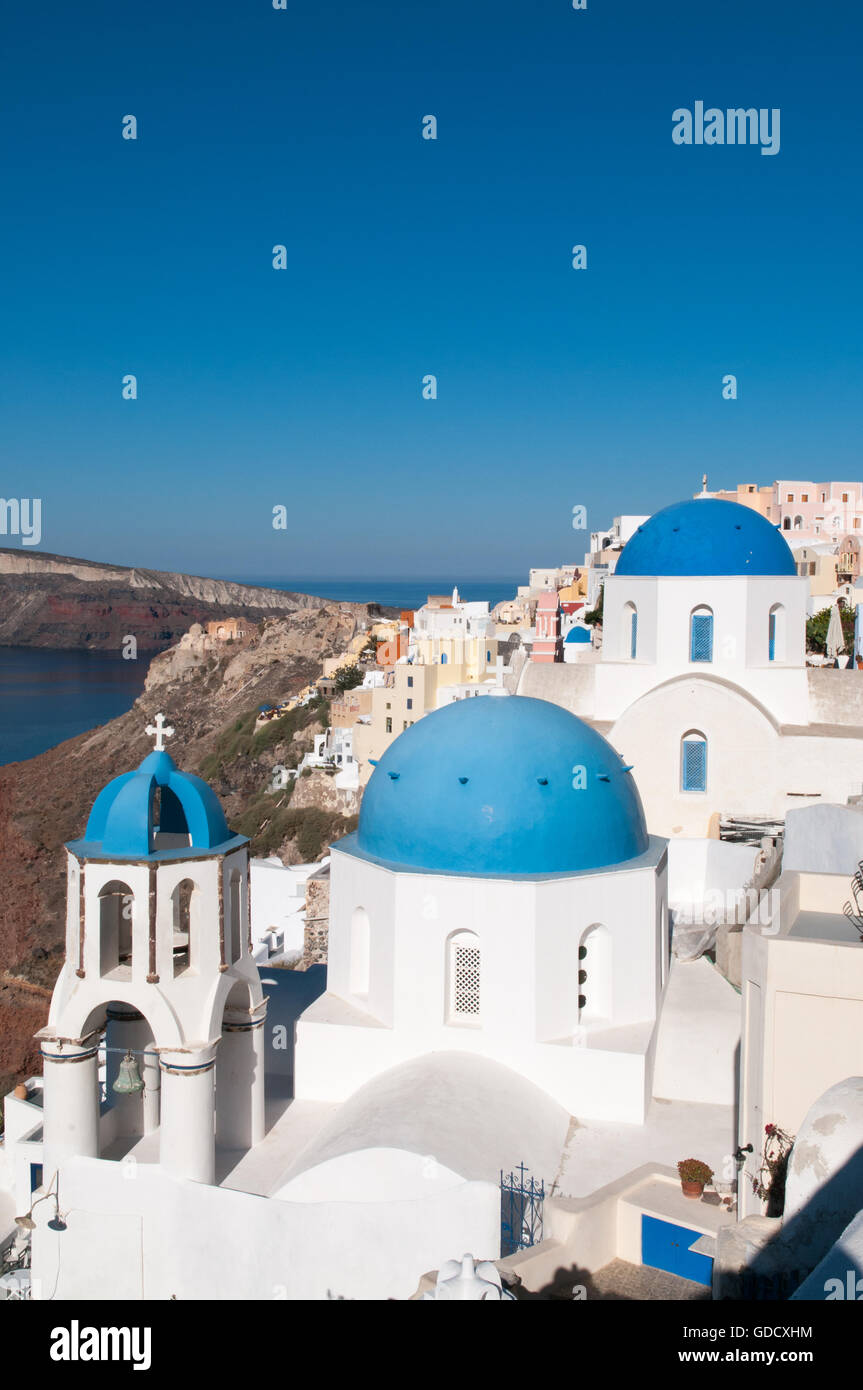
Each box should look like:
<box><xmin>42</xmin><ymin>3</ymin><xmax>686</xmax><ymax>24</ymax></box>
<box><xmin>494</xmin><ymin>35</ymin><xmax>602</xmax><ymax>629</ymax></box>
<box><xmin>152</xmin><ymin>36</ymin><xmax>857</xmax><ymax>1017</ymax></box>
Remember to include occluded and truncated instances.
<box><xmin>681</xmin><ymin>1179</ymin><xmax>705</xmax><ymax>1200</ymax></box>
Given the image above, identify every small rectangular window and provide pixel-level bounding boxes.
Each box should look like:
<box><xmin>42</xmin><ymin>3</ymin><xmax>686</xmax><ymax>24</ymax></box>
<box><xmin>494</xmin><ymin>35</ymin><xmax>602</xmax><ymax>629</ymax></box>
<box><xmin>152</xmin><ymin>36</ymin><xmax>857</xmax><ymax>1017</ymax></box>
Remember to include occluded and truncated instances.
<box><xmin>843</xmin><ymin>493</ymin><xmax>849</xmax><ymax>503</ymax></box>
<box><xmin>407</xmin><ymin>698</ymin><xmax>413</xmax><ymax>709</ymax></box>
<box><xmin>690</xmin><ymin>613</ymin><xmax>714</xmax><ymax>663</ymax></box>
<box><xmin>407</xmin><ymin>676</ymin><xmax>413</xmax><ymax>687</ymax></box>
<box><xmin>801</xmin><ymin>493</ymin><xmax>809</xmax><ymax>502</ymax></box>
<box><xmin>787</xmin><ymin>493</ymin><xmax>794</xmax><ymax>502</ymax></box>
<box><xmin>681</xmin><ymin>739</ymin><xmax>707</xmax><ymax>792</ymax></box>
<box><xmin>385</xmin><ymin>717</ymin><xmax>392</xmax><ymax>733</ymax></box>
<box><xmin>451</xmin><ymin>943</ymin><xmax>481</xmax><ymax>1018</ymax></box>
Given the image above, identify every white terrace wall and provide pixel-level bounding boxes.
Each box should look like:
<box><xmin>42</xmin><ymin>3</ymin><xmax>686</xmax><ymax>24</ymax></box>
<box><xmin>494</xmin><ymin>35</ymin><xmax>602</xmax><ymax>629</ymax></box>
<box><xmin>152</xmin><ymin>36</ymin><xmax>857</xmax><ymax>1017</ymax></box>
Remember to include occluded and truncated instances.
<box><xmin>32</xmin><ymin>1155</ymin><xmax>499</xmax><ymax>1301</ymax></box>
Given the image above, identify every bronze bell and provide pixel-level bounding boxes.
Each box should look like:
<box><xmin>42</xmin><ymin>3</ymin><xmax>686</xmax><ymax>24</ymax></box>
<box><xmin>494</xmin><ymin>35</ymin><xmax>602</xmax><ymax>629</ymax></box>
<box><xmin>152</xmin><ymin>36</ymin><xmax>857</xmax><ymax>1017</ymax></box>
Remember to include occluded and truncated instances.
<box><xmin>112</xmin><ymin>1051</ymin><xmax>145</xmax><ymax>1095</ymax></box>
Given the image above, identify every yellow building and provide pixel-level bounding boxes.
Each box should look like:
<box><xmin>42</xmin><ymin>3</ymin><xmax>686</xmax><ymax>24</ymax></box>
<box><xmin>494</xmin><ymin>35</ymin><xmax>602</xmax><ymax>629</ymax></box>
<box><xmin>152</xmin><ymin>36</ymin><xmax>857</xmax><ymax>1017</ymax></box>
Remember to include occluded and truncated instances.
<box><xmin>792</xmin><ymin>545</ymin><xmax>839</xmax><ymax>598</ymax></box>
<box><xmin>352</xmin><ymin>638</ymin><xmax>500</xmax><ymax>782</ymax></box>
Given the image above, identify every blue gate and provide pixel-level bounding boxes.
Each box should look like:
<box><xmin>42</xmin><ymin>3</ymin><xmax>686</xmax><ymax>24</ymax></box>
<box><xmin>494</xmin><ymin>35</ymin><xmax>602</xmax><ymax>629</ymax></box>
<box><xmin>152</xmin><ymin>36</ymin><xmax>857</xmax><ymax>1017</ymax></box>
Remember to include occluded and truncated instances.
<box><xmin>500</xmin><ymin>1164</ymin><xmax>545</xmax><ymax>1256</ymax></box>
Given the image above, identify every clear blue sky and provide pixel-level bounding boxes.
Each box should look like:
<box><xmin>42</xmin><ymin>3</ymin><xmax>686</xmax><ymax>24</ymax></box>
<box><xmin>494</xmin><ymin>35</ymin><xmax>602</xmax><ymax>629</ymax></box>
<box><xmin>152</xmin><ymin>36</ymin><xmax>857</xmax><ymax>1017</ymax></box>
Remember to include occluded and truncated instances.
<box><xmin>2</xmin><ymin>0</ymin><xmax>861</xmax><ymax>580</ymax></box>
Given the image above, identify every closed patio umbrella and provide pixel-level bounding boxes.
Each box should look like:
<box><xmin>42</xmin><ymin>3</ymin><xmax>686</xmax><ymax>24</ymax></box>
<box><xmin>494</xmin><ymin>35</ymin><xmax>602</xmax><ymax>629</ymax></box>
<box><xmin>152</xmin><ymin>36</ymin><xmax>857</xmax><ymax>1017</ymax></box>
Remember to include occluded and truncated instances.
<box><xmin>826</xmin><ymin>602</ymin><xmax>844</xmax><ymax>663</ymax></box>
<box><xmin>855</xmin><ymin>601</ymin><xmax>863</xmax><ymax>668</ymax></box>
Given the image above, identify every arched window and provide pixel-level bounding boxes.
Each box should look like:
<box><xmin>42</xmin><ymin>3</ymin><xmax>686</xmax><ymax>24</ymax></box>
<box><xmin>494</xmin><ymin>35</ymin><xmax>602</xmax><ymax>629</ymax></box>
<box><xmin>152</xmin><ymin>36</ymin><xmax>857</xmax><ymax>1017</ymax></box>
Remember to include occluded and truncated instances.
<box><xmin>99</xmin><ymin>881</ymin><xmax>134</xmax><ymax>976</ymax></box>
<box><xmin>681</xmin><ymin>731</ymin><xmax>708</xmax><ymax>793</ymax></box>
<box><xmin>782</xmin><ymin>517</ymin><xmax>791</xmax><ymax>530</ymax></box>
<box><xmin>624</xmin><ymin>601</ymin><xmax>638</xmax><ymax>660</ymax></box>
<box><xmin>577</xmin><ymin>924</ymin><xmax>612</xmax><ymax>1025</ymax></box>
<box><xmin>229</xmin><ymin>869</ymin><xmax>242</xmax><ymax>963</ymax></box>
<box><xmin>440</xmin><ymin>652</ymin><xmax>448</xmax><ymax>664</ymax></box>
<box><xmin>447</xmin><ymin>930</ymin><xmax>481</xmax><ymax>1024</ymax></box>
<box><xmin>768</xmin><ymin>603</ymin><xmax>785</xmax><ymax>663</ymax></box>
<box><xmin>793</xmin><ymin>515</ymin><xmax>803</xmax><ymax>530</ymax></box>
<box><xmin>349</xmin><ymin>907</ymin><xmax>370</xmax><ymax>997</ymax></box>
<box><xmin>172</xmin><ymin>879</ymin><xmax>199</xmax><ymax>976</ymax></box>
<box><xmin>689</xmin><ymin>606</ymin><xmax>714</xmax><ymax>663</ymax></box>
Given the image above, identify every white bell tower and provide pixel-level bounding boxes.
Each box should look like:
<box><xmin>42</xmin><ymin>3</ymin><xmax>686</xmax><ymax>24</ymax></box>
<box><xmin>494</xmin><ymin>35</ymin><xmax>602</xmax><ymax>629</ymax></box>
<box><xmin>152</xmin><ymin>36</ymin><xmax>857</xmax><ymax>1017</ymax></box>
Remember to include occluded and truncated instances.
<box><xmin>36</xmin><ymin>715</ymin><xmax>267</xmax><ymax>1186</ymax></box>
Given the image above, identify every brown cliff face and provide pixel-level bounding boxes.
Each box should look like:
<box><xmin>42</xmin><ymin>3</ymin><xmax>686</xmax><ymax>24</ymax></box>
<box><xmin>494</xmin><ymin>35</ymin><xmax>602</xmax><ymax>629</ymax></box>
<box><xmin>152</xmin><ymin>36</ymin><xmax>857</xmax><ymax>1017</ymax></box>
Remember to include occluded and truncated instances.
<box><xmin>0</xmin><ymin>602</ymin><xmax>374</xmax><ymax>1098</ymax></box>
<box><xmin>0</xmin><ymin>547</ymin><xmax>390</xmax><ymax>651</ymax></box>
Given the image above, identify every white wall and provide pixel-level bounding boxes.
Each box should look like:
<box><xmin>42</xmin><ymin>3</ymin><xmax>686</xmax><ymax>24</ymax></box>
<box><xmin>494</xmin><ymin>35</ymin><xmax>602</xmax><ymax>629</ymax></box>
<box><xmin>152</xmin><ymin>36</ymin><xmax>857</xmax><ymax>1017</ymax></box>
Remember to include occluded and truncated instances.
<box><xmin>295</xmin><ymin>840</ymin><xmax>667</xmax><ymax>1122</ymax></box>
<box><xmin>31</xmin><ymin>1155</ymin><xmax>499</xmax><ymax>1301</ymax></box>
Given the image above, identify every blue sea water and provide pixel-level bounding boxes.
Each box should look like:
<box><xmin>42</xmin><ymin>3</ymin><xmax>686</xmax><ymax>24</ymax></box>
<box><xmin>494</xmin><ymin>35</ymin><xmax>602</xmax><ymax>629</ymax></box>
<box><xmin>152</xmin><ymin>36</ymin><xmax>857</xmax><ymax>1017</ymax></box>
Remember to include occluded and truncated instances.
<box><xmin>231</xmin><ymin>578</ymin><xmax>523</xmax><ymax>611</ymax></box>
<box><xmin>0</xmin><ymin>649</ymin><xmax>150</xmax><ymax>767</ymax></box>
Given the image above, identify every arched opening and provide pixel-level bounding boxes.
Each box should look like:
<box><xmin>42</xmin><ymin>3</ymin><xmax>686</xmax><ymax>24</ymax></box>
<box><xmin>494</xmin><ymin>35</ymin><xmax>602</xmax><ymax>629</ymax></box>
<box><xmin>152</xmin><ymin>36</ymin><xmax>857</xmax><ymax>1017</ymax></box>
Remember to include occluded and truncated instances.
<box><xmin>229</xmin><ymin>869</ymin><xmax>242</xmax><ymax>964</ymax></box>
<box><xmin>440</xmin><ymin>652</ymin><xmax>448</xmax><ymax>664</ymax></box>
<box><xmin>349</xmin><ymin>907</ymin><xmax>370</xmax><ymax>997</ymax></box>
<box><xmin>102</xmin><ymin>1002</ymin><xmax>160</xmax><ymax>1150</ymax></box>
<box><xmin>768</xmin><ymin>603</ymin><xmax>786</xmax><ymax>663</ymax></box>
<box><xmin>577</xmin><ymin>924</ymin><xmax>612</xmax><ymax>1026</ymax></box>
<box><xmin>624</xmin><ymin>601</ymin><xmax>638</xmax><ymax>659</ymax></box>
<box><xmin>446</xmin><ymin>929</ymin><xmax>481</xmax><ymax>1025</ymax></box>
<box><xmin>782</xmin><ymin>517</ymin><xmax>791</xmax><ymax>530</ymax></box>
<box><xmin>680</xmin><ymin>730</ymin><xmax>708</xmax><ymax>793</ymax></box>
<box><xmin>172</xmin><ymin>878</ymin><xmax>200</xmax><ymax>976</ymax></box>
<box><xmin>689</xmin><ymin>606</ymin><xmax>714</xmax><ymax>663</ymax></box>
<box><xmin>793</xmin><ymin>515</ymin><xmax>803</xmax><ymax>530</ymax></box>
<box><xmin>99</xmin><ymin>881</ymin><xmax>134</xmax><ymax>977</ymax></box>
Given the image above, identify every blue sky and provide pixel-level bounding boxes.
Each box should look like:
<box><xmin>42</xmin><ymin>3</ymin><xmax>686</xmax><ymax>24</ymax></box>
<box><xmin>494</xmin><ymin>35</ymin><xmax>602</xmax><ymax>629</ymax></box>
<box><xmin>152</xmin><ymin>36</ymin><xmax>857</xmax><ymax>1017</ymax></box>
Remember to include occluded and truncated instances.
<box><xmin>2</xmin><ymin>0</ymin><xmax>861</xmax><ymax>580</ymax></box>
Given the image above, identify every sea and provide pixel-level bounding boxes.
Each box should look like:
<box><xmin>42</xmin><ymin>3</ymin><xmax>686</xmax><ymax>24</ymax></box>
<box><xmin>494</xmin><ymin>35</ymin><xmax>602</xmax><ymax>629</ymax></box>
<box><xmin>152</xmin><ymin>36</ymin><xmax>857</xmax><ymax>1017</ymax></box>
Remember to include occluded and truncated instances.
<box><xmin>0</xmin><ymin>649</ymin><xmax>150</xmax><ymax>767</ymax></box>
<box><xmin>235</xmin><ymin>577</ymin><xmax>522</xmax><ymax>611</ymax></box>
<box><xmin>0</xmin><ymin>577</ymin><xmax>521</xmax><ymax>766</ymax></box>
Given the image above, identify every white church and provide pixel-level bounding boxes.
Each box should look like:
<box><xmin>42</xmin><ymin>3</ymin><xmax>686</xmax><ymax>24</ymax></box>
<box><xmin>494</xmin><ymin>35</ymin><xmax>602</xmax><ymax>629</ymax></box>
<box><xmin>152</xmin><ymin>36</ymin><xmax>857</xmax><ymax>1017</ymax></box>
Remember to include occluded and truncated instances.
<box><xmin>521</xmin><ymin>497</ymin><xmax>863</xmax><ymax>837</ymax></box>
<box><xmin>2</xmin><ymin>497</ymin><xmax>863</xmax><ymax>1300</ymax></box>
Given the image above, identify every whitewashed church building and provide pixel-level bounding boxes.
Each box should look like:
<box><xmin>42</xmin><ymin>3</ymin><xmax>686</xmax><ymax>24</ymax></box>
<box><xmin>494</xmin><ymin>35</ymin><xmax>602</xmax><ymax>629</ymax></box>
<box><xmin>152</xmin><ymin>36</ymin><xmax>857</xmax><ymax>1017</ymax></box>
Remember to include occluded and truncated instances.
<box><xmin>520</xmin><ymin>497</ymin><xmax>863</xmax><ymax>836</ymax></box>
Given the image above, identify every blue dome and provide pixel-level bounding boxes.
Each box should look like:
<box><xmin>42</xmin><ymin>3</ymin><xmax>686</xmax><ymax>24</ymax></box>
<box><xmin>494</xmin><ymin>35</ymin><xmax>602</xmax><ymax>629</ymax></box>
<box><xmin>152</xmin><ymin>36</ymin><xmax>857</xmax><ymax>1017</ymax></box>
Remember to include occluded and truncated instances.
<box><xmin>615</xmin><ymin>499</ymin><xmax>796</xmax><ymax>577</ymax></box>
<box><xmin>72</xmin><ymin>748</ymin><xmax>239</xmax><ymax>859</ymax></box>
<box><xmin>565</xmin><ymin>626</ymin><xmax>591</xmax><ymax>644</ymax></box>
<box><xmin>356</xmin><ymin>696</ymin><xmax>649</xmax><ymax>877</ymax></box>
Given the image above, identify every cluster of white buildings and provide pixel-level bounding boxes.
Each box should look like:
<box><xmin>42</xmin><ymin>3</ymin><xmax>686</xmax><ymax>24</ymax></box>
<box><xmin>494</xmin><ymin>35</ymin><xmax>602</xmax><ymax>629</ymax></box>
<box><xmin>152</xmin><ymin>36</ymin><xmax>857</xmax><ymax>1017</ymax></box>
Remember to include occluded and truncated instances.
<box><xmin>2</xmin><ymin>493</ymin><xmax>863</xmax><ymax>1302</ymax></box>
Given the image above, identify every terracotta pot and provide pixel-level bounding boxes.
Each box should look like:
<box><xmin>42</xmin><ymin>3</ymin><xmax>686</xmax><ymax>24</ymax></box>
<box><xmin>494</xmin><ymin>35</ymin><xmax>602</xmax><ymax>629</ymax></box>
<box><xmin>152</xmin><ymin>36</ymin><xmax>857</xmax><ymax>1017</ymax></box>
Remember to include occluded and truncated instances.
<box><xmin>681</xmin><ymin>1179</ymin><xmax>705</xmax><ymax>1200</ymax></box>
<box><xmin>13</xmin><ymin>1083</ymin><xmax>28</xmax><ymax>1101</ymax></box>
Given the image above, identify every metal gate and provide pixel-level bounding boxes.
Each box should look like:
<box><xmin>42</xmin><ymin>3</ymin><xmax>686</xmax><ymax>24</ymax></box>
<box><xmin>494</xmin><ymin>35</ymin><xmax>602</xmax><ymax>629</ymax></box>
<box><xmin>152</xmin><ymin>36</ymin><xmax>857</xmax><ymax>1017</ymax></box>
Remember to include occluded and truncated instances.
<box><xmin>500</xmin><ymin>1163</ymin><xmax>545</xmax><ymax>1257</ymax></box>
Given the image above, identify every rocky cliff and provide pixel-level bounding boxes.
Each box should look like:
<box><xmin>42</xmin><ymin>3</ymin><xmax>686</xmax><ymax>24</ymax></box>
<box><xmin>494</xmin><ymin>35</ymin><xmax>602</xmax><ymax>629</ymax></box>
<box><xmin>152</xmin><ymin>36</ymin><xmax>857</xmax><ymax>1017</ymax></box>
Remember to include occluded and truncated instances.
<box><xmin>0</xmin><ymin>546</ymin><xmax>387</xmax><ymax>650</ymax></box>
<box><xmin>0</xmin><ymin>603</ymin><xmax>371</xmax><ymax>1098</ymax></box>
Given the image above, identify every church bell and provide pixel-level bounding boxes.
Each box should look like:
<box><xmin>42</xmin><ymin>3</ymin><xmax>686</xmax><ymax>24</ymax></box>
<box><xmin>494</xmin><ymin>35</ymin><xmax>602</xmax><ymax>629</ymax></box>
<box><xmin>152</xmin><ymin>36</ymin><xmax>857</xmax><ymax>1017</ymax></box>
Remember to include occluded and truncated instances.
<box><xmin>112</xmin><ymin>1051</ymin><xmax>145</xmax><ymax>1095</ymax></box>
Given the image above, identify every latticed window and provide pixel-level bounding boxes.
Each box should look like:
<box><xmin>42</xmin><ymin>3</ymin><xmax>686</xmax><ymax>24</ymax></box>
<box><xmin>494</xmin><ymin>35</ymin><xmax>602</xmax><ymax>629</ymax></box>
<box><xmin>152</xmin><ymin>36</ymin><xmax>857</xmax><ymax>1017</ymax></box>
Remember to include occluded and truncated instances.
<box><xmin>690</xmin><ymin>611</ymin><xmax>713</xmax><ymax>663</ymax></box>
<box><xmin>448</xmin><ymin>933</ymin><xmax>481</xmax><ymax>1021</ymax></box>
<box><xmin>681</xmin><ymin>735</ymin><xmax>707</xmax><ymax>792</ymax></box>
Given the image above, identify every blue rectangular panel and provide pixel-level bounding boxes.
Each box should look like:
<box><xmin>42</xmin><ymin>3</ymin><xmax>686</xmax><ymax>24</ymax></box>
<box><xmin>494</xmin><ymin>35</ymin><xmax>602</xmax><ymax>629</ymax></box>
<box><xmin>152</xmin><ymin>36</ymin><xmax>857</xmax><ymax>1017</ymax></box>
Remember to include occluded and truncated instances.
<box><xmin>690</xmin><ymin>613</ymin><xmax>713</xmax><ymax>662</ymax></box>
<box><xmin>682</xmin><ymin>739</ymin><xmax>707</xmax><ymax>792</ymax></box>
<box><xmin>641</xmin><ymin>1214</ymin><xmax>713</xmax><ymax>1287</ymax></box>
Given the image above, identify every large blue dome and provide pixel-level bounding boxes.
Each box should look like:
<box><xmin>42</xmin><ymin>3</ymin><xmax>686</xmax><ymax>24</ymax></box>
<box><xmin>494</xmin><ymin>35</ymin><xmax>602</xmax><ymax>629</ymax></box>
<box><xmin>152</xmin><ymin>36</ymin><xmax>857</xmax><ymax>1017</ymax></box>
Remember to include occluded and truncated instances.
<box><xmin>615</xmin><ymin>498</ymin><xmax>796</xmax><ymax>577</ymax></box>
<box><xmin>70</xmin><ymin>748</ymin><xmax>242</xmax><ymax>860</ymax></box>
<box><xmin>355</xmin><ymin>696</ymin><xmax>649</xmax><ymax>877</ymax></box>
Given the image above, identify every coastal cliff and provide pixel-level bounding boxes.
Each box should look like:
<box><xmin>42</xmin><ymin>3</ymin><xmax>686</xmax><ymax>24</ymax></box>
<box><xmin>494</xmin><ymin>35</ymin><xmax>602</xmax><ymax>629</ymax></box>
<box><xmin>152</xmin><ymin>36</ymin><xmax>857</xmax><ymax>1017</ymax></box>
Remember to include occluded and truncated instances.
<box><xmin>0</xmin><ymin>547</ymin><xmax>381</xmax><ymax>650</ymax></box>
<box><xmin>0</xmin><ymin>602</ymin><xmax>373</xmax><ymax>1097</ymax></box>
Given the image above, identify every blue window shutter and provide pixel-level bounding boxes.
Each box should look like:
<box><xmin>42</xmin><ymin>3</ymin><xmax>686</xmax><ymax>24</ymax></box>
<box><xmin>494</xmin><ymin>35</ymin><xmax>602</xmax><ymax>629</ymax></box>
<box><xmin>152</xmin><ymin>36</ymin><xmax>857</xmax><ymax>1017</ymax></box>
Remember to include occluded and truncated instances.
<box><xmin>768</xmin><ymin>612</ymin><xmax>776</xmax><ymax>661</ymax></box>
<box><xmin>690</xmin><ymin>613</ymin><xmax>713</xmax><ymax>662</ymax></box>
<box><xmin>682</xmin><ymin>739</ymin><xmax>707</xmax><ymax>792</ymax></box>
<box><xmin>630</xmin><ymin>611</ymin><xmax>638</xmax><ymax>659</ymax></box>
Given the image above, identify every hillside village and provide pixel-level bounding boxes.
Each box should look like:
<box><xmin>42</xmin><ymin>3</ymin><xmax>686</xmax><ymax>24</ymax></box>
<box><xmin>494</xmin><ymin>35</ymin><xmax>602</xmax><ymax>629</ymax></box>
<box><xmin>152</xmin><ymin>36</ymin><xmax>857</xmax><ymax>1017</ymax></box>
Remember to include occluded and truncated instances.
<box><xmin>3</xmin><ymin>477</ymin><xmax>863</xmax><ymax>1302</ymax></box>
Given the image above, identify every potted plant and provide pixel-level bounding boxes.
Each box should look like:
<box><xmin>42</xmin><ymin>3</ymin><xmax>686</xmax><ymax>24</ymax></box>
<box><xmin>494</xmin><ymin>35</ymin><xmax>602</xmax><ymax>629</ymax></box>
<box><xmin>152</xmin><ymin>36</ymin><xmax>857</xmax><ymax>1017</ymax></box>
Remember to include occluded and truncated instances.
<box><xmin>677</xmin><ymin>1158</ymin><xmax>714</xmax><ymax>1200</ymax></box>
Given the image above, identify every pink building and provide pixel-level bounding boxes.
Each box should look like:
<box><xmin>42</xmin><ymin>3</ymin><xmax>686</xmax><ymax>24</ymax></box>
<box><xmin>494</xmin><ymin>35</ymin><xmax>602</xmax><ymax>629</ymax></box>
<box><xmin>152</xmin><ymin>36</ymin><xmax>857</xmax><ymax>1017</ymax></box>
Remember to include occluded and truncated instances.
<box><xmin>532</xmin><ymin>591</ymin><xmax>563</xmax><ymax>663</ymax></box>
<box><xmin>774</xmin><ymin>482</ymin><xmax>863</xmax><ymax>544</ymax></box>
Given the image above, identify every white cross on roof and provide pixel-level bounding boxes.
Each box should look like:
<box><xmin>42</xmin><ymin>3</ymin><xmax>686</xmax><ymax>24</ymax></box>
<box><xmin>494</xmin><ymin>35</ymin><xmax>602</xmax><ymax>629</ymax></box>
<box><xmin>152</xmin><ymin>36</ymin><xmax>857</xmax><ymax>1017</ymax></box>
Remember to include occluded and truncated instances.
<box><xmin>145</xmin><ymin>713</ymin><xmax>175</xmax><ymax>752</ymax></box>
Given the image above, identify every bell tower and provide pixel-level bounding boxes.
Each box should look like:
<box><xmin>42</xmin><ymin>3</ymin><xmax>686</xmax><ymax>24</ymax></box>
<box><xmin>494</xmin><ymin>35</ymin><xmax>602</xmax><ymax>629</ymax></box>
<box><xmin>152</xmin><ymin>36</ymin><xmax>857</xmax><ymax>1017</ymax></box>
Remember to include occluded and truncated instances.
<box><xmin>37</xmin><ymin>714</ymin><xmax>267</xmax><ymax>1186</ymax></box>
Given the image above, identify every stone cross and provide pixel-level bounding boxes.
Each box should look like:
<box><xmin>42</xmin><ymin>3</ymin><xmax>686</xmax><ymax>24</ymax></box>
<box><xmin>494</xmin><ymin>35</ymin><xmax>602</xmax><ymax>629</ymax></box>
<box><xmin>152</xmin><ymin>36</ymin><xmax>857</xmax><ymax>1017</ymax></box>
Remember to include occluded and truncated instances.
<box><xmin>145</xmin><ymin>713</ymin><xmax>175</xmax><ymax>752</ymax></box>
